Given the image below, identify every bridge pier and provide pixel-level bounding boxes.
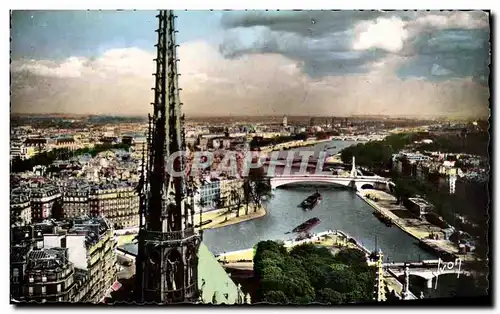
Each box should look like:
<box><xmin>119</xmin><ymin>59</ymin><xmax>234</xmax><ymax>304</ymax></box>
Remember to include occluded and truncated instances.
<box><xmin>426</xmin><ymin>278</ymin><xmax>433</xmax><ymax>289</ymax></box>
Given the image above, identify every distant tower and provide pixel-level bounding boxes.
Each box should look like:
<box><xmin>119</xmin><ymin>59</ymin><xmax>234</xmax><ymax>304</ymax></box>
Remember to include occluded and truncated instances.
<box><xmin>282</xmin><ymin>115</ymin><xmax>288</xmax><ymax>127</ymax></box>
<box><xmin>136</xmin><ymin>10</ymin><xmax>201</xmax><ymax>304</ymax></box>
<box><xmin>310</xmin><ymin>117</ymin><xmax>315</xmax><ymax>127</ymax></box>
<box><xmin>373</xmin><ymin>250</ymin><xmax>386</xmax><ymax>302</ymax></box>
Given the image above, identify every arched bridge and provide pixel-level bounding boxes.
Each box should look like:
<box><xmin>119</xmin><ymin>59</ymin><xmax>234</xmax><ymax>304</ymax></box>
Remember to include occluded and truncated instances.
<box><xmin>384</xmin><ymin>260</ymin><xmax>472</xmax><ymax>289</ymax></box>
<box><xmin>269</xmin><ymin>174</ymin><xmax>391</xmax><ymax>191</ymax></box>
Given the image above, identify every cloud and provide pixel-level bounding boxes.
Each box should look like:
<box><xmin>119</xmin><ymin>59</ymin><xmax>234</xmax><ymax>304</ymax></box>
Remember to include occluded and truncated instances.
<box><xmin>399</xmin><ymin>28</ymin><xmax>490</xmax><ymax>83</ymax></box>
<box><xmin>12</xmin><ymin>57</ymin><xmax>86</xmax><ymax>78</ymax></box>
<box><xmin>352</xmin><ymin>17</ymin><xmax>409</xmax><ymax>52</ymax></box>
<box><xmin>10</xmin><ymin>41</ymin><xmax>489</xmax><ymax>119</ymax></box>
<box><xmin>220</xmin><ymin>11</ymin><xmax>385</xmax><ymax>37</ymax></box>
<box><xmin>411</xmin><ymin>11</ymin><xmax>489</xmax><ymax>30</ymax></box>
<box><xmin>219</xmin><ymin>11</ymin><xmax>490</xmax><ymax>84</ymax></box>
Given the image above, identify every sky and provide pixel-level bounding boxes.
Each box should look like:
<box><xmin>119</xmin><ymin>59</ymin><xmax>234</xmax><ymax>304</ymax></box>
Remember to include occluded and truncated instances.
<box><xmin>10</xmin><ymin>10</ymin><xmax>491</xmax><ymax>118</ymax></box>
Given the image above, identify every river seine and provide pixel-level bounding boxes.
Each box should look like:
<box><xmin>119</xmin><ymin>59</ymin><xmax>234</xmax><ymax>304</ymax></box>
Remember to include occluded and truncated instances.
<box><xmin>123</xmin><ymin>140</ymin><xmax>471</xmax><ymax>298</ymax></box>
<box><xmin>203</xmin><ymin>140</ymin><xmax>434</xmax><ymax>262</ymax></box>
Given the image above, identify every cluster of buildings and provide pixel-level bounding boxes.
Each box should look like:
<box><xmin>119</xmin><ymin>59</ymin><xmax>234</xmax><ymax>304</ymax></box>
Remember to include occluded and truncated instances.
<box><xmin>11</xmin><ymin>217</ymin><xmax>118</xmax><ymax>303</ymax></box>
<box><xmin>194</xmin><ymin>178</ymin><xmax>245</xmax><ymax>213</ymax></box>
<box><xmin>11</xmin><ymin>150</ymin><xmax>249</xmax><ymax>230</ymax></box>
<box><xmin>11</xmin><ymin>176</ymin><xmax>140</xmax><ymax>230</ymax></box>
<box><xmin>391</xmin><ymin>144</ymin><xmax>487</xmax><ymax>254</ymax></box>
<box><xmin>10</xmin><ymin>124</ymin><xmax>147</xmax><ymax>163</ymax></box>
<box><xmin>392</xmin><ymin>149</ymin><xmax>488</xmax><ymax>189</ymax></box>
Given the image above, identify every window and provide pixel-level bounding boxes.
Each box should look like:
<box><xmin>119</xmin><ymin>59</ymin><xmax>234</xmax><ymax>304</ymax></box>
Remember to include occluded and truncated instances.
<box><xmin>12</xmin><ymin>268</ymin><xmax>19</xmax><ymax>283</ymax></box>
<box><xmin>29</xmin><ymin>277</ymin><xmax>34</xmax><ymax>283</ymax></box>
<box><xmin>28</xmin><ymin>287</ymin><xmax>33</xmax><ymax>295</ymax></box>
<box><xmin>42</xmin><ymin>276</ymin><xmax>47</xmax><ymax>282</ymax></box>
<box><xmin>41</xmin><ymin>286</ymin><xmax>46</xmax><ymax>294</ymax></box>
<box><xmin>57</xmin><ymin>284</ymin><xmax>61</xmax><ymax>293</ymax></box>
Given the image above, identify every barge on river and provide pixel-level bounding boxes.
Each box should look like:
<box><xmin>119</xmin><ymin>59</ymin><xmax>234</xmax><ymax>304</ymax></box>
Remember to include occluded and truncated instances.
<box><xmin>291</xmin><ymin>217</ymin><xmax>321</xmax><ymax>234</ymax></box>
<box><xmin>299</xmin><ymin>192</ymin><xmax>322</xmax><ymax>210</ymax></box>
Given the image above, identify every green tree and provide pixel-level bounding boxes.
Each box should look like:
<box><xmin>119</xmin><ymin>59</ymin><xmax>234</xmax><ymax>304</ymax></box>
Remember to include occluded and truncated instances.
<box><xmin>242</xmin><ymin>179</ymin><xmax>252</xmax><ymax>215</ymax></box>
<box><xmin>324</xmin><ymin>268</ymin><xmax>358</xmax><ymax>294</ymax></box>
<box><xmin>229</xmin><ymin>186</ymin><xmax>243</xmax><ymax>217</ymax></box>
<box><xmin>263</xmin><ymin>290</ymin><xmax>289</xmax><ymax>304</ymax></box>
<box><xmin>247</xmin><ymin>166</ymin><xmax>272</xmax><ymax>212</ymax></box>
<box><xmin>334</xmin><ymin>248</ymin><xmax>367</xmax><ymax>266</ymax></box>
<box><xmin>254</xmin><ymin>240</ymin><xmax>376</xmax><ymax>304</ymax></box>
<box><xmin>316</xmin><ymin>288</ymin><xmax>344</xmax><ymax>304</ymax></box>
<box><xmin>283</xmin><ymin>276</ymin><xmax>315</xmax><ymax>304</ymax></box>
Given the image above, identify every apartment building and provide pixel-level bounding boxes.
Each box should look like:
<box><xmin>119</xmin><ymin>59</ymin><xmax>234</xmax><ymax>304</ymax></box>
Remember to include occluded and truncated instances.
<box><xmin>30</xmin><ymin>184</ymin><xmax>62</xmax><ymax>222</ymax></box>
<box><xmin>62</xmin><ymin>185</ymin><xmax>91</xmax><ymax>219</ymax></box>
<box><xmin>11</xmin><ymin>224</ymin><xmax>47</xmax><ymax>249</ymax></box>
<box><xmin>197</xmin><ymin>179</ymin><xmax>221</xmax><ymax>211</ymax></box>
<box><xmin>18</xmin><ymin>247</ymin><xmax>76</xmax><ymax>303</ymax></box>
<box><xmin>24</xmin><ymin>137</ymin><xmax>50</xmax><ymax>155</ymax></box>
<box><xmin>88</xmin><ymin>183</ymin><xmax>140</xmax><ymax>229</ymax></box>
<box><xmin>11</xmin><ymin>194</ymin><xmax>32</xmax><ymax>227</ymax></box>
<box><xmin>43</xmin><ymin>217</ymin><xmax>117</xmax><ymax>303</ymax></box>
<box><xmin>11</xmin><ymin>246</ymin><xmax>30</xmax><ymax>300</ymax></box>
<box><xmin>48</xmin><ymin>136</ymin><xmax>80</xmax><ymax>151</ymax></box>
<box><xmin>10</xmin><ymin>139</ymin><xmax>28</xmax><ymax>162</ymax></box>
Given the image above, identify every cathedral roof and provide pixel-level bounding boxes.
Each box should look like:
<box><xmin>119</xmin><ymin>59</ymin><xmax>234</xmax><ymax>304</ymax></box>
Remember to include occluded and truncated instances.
<box><xmin>197</xmin><ymin>243</ymin><xmax>245</xmax><ymax>304</ymax></box>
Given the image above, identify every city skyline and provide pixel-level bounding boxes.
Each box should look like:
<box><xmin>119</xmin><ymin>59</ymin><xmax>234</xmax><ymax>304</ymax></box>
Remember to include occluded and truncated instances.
<box><xmin>11</xmin><ymin>10</ymin><xmax>490</xmax><ymax>118</ymax></box>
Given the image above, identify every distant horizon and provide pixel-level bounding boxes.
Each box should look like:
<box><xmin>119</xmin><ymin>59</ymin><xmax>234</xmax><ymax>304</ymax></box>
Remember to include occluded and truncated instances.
<box><xmin>10</xmin><ymin>10</ymin><xmax>490</xmax><ymax>118</ymax></box>
<box><xmin>10</xmin><ymin>111</ymin><xmax>489</xmax><ymax>121</ymax></box>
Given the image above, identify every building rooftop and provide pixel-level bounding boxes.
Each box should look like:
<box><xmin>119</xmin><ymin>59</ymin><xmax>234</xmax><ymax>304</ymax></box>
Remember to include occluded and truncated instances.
<box><xmin>26</xmin><ymin>248</ymin><xmax>70</xmax><ymax>270</ymax></box>
<box><xmin>10</xmin><ymin>194</ymin><xmax>30</xmax><ymax>205</ymax></box>
<box><xmin>197</xmin><ymin>243</ymin><xmax>244</xmax><ymax>304</ymax></box>
<box><xmin>11</xmin><ymin>245</ymin><xmax>32</xmax><ymax>264</ymax></box>
<box><xmin>69</xmin><ymin>216</ymin><xmax>112</xmax><ymax>248</ymax></box>
<box><xmin>408</xmin><ymin>197</ymin><xmax>433</xmax><ymax>208</ymax></box>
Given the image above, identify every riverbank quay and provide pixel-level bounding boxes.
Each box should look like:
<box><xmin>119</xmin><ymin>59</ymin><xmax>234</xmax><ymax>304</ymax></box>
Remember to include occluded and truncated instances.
<box><xmin>260</xmin><ymin>138</ymin><xmax>333</xmax><ymax>154</ymax></box>
<box><xmin>216</xmin><ymin>230</ymin><xmax>367</xmax><ymax>264</ymax></box>
<box><xmin>195</xmin><ymin>204</ymin><xmax>267</xmax><ymax>230</ymax></box>
<box><xmin>356</xmin><ymin>189</ymin><xmax>470</xmax><ymax>260</ymax></box>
